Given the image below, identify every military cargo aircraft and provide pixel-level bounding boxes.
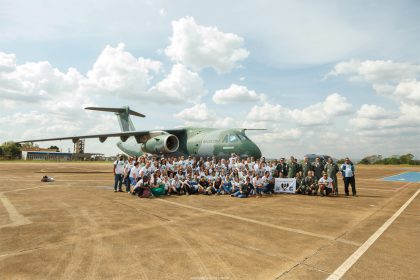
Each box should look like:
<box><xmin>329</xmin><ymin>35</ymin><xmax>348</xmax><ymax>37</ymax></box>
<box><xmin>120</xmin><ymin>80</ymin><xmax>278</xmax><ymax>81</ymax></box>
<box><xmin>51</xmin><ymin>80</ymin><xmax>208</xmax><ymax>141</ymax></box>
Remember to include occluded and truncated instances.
<box><xmin>19</xmin><ymin>106</ymin><xmax>263</xmax><ymax>158</ymax></box>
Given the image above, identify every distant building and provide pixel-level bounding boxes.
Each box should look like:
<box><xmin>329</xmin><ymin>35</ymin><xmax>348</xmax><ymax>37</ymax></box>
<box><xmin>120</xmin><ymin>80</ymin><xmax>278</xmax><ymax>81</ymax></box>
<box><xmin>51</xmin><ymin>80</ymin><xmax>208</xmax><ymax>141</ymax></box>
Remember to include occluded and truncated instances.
<box><xmin>21</xmin><ymin>147</ymin><xmax>103</xmax><ymax>161</ymax></box>
<box><xmin>22</xmin><ymin>150</ymin><xmax>73</xmax><ymax>161</ymax></box>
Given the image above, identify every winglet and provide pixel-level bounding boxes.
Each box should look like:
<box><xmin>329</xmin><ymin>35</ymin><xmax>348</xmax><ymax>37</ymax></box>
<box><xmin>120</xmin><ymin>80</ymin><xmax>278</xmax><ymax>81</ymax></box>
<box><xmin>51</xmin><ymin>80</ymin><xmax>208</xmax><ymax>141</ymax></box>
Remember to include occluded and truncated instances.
<box><xmin>85</xmin><ymin>106</ymin><xmax>145</xmax><ymax>118</ymax></box>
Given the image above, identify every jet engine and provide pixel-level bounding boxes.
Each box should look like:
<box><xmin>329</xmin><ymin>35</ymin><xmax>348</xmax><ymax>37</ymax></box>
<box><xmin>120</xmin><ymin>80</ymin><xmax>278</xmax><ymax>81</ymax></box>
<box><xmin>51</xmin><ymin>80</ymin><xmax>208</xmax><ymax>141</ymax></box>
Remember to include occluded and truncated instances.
<box><xmin>141</xmin><ymin>134</ymin><xmax>179</xmax><ymax>154</ymax></box>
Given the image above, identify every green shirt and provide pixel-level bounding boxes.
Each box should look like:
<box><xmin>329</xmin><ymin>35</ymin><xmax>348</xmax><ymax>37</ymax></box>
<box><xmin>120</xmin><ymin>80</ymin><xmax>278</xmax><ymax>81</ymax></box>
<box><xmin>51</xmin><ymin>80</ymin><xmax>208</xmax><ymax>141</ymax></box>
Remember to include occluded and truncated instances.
<box><xmin>324</xmin><ymin>163</ymin><xmax>339</xmax><ymax>178</ymax></box>
<box><xmin>288</xmin><ymin>162</ymin><xmax>298</xmax><ymax>178</ymax></box>
<box><xmin>301</xmin><ymin>162</ymin><xmax>313</xmax><ymax>177</ymax></box>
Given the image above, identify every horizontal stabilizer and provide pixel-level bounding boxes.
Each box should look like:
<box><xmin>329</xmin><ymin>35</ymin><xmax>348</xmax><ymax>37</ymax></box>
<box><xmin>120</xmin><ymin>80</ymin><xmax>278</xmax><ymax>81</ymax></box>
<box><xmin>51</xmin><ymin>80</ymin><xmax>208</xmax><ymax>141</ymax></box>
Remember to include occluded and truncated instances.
<box><xmin>85</xmin><ymin>106</ymin><xmax>145</xmax><ymax>118</ymax></box>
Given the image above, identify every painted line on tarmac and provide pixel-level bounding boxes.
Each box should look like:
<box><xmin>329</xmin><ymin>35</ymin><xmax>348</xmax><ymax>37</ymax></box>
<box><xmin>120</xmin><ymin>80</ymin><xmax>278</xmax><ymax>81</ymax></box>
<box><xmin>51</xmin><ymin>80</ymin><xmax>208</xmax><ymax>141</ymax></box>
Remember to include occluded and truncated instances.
<box><xmin>357</xmin><ymin>187</ymin><xmax>394</xmax><ymax>192</ymax></box>
<box><xmin>326</xmin><ymin>188</ymin><xmax>420</xmax><ymax>280</ymax></box>
<box><xmin>394</xmin><ymin>182</ymin><xmax>411</xmax><ymax>192</ymax></box>
<box><xmin>0</xmin><ymin>193</ymin><xmax>31</xmax><ymax>229</ymax></box>
<box><xmin>157</xmin><ymin>198</ymin><xmax>361</xmax><ymax>246</ymax></box>
<box><xmin>2</xmin><ymin>185</ymin><xmax>57</xmax><ymax>194</ymax></box>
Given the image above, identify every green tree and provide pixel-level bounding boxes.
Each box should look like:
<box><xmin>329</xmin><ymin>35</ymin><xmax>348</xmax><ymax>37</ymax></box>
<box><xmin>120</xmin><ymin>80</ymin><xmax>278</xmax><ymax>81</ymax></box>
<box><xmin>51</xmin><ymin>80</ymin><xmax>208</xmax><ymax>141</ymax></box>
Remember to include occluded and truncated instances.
<box><xmin>359</xmin><ymin>157</ymin><xmax>370</xmax><ymax>164</ymax></box>
<box><xmin>1</xmin><ymin>141</ymin><xmax>22</xmax><ymax>159</ymax></box>
<box><xmin>337</xmin><ymin>158</ymin><xmax>346</xmax><ymax>164</ymax></box>
<box><xmin>48</xmin><ymin>145</ymin><xmax>60</xmax><ymax>151</ymax></box>
<box><xmin>399</xmin><ymin>154</ymin><xmax>414</xmax><ymax>164</ymax></box>
<box><xmin>21</xmin><ymin>142</ymin><xmax>38</xmax><ymax>149</ymax></box>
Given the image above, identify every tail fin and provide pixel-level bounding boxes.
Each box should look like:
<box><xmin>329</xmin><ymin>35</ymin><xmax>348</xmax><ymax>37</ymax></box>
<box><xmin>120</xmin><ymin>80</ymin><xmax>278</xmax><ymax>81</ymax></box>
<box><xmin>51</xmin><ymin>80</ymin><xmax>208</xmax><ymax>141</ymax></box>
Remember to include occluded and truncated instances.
<box><xmin>85</xmin><ymin>106</ymin><xmax>145</xmax><ymax>132</ymax></box>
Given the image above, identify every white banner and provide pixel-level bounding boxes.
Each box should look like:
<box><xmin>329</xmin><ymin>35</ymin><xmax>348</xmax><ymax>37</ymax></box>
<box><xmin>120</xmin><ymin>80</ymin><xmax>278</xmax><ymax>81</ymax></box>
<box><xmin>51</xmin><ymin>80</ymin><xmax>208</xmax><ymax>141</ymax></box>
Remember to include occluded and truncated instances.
<box><xmin>274</xmin><ymin>178</ymin><xmax>296</xmax><ymax>193</ymax></box>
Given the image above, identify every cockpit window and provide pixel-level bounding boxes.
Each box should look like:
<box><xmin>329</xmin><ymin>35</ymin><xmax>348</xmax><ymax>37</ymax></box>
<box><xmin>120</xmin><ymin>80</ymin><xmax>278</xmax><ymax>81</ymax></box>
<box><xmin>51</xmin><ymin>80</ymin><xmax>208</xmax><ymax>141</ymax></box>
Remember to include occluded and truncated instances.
<box><xmin>223</xmin><ymin>134</ymin><xmax>243</xmax><ymax>143</ymax></box>
<box><xmin>229</xmin><ymin>135</ymin><xmax>239</xmax><ymax>143</ymax></box>
<box><xmin>237</xmin><ymin>134</ymin><xmax>246</xmax><ymax>141</ymax></box>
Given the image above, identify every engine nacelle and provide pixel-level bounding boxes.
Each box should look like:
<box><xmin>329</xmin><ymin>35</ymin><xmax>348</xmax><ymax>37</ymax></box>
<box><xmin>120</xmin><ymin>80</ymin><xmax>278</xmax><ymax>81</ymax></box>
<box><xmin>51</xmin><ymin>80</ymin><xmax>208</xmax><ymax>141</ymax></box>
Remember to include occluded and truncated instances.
<box><xmin>141</xmin><ymin>134</ymin><xmax>179</xmax><ymax>154</ymax></box>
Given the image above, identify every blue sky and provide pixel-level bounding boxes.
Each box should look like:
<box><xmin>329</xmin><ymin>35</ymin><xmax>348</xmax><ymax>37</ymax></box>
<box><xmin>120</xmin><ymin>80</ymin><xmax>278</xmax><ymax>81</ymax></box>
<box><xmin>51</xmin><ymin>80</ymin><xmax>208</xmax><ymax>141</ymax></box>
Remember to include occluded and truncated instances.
<box><xmin>1</xmin><ymin>0</ymin><xmax>419</xmax><ymax>159</ymax></box>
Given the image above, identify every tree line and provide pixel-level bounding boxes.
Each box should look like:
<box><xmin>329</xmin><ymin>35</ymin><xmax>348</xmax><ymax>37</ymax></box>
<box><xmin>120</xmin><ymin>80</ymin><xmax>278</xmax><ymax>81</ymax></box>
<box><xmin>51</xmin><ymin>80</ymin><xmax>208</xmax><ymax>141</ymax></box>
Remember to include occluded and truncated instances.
<box><xmin>359</xmin><ymin>154</ymin><xmax>420</xmax><ymax>165</ymax></box>
<box><xmin>0</xmin><ymin>142</ymin><xmax>59</xmax><ymax>160</ymax></box>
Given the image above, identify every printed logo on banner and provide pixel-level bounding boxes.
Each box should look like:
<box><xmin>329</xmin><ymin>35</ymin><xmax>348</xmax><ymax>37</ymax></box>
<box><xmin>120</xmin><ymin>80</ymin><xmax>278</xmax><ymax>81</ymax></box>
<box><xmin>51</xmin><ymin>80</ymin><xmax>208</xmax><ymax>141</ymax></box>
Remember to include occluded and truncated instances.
<box><xmin>274</xmin><ymin>178</ymin><xmax>296</xmax><ymax>193</ymax></box>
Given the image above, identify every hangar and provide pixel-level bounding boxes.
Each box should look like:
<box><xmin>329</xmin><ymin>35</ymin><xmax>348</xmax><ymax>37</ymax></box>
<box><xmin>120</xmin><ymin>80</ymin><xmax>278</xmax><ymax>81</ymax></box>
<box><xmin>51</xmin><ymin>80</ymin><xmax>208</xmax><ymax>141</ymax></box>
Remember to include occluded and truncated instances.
<box><xmin>21</xmin><ymin>150</ymin><xmax>73</xmax><ymax>161</ymax></box>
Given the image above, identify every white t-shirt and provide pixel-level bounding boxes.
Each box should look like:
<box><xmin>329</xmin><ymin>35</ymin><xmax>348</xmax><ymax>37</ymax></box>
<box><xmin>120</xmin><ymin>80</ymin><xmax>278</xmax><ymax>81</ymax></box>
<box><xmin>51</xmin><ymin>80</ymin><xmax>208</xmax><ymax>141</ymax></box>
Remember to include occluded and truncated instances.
<box><xmin>114</xmin><ymin>160</ymin><xmax>125</xmax><ymax>174</ymax></box>
<box><xmin>130</xmin><ymin>166</ymin><xmax>139</xmax><ymax>179</ymax></box>
<box><xmin>341</xmin><ymin>164</ymin><xmax>354</xmax><ymax>177</ymax></box>
<box><xmin>140</xmin><ymin>166</ymin><xmax>152</xmax><ymax>177</ymax></box>
<box><xmin>253</xmin><ymin>177</ymin><xmax>263</xmax><ymax>187</ymax></box>
<box><xmin>318</xmin><ymin>177</ymin><xmax>333</xmax><ymax>188</ymax></box>
<box><xmin>124</xmin><ymin>162</ymin><xmax>132</xmax><ymax>176</ymax></box>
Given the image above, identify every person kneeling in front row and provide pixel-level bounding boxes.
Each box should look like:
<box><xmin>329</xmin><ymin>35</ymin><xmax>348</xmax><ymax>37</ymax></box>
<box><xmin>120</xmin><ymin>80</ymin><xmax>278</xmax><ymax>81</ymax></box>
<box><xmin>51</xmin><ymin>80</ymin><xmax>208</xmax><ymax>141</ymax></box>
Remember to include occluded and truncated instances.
<box><xmin>318</xmin><ymin>172</ymin><xmax>334</xmax><ymax>197</ymax></box>
<box><xmin>232</xmin><ymin>177</ymin><xmax>253</xmax><ymax>198</ymax></box>
<box><xmin>132</xmin><ymin>175</ymin><xmax>152</xmax><ymax>198</ymax></box>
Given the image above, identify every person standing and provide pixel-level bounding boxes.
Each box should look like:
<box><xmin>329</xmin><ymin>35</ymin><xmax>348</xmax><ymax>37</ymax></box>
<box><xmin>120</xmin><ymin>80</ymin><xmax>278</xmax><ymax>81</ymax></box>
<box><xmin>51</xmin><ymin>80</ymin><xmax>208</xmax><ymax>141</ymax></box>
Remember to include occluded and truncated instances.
<box><xmin>287</xmin><ymin>156</ymin><xmax>298</xmax><ymax>179</ymax></box>
<box><xmin>276</xmin><ymin>158</ymin><xmax>288</xmax><ymax>178</ymax></box>
<box><xmin>301</xmin><ymin>156</ymin><xmax>313</xmax><ymax>177</ymax></box>
<box><xmin>312</xmin><ymin>157</ymin><xmax>324</xmax><ymax>181</ymax></box>
<box><xmin>123</xmin><ymin>158</ymin><xmax>133</xmax><ymax>193</ymax></box>
<box><xmin>340</xmin><ymin>157</ymin><xmax>357</xmax><ymax>196</ymax></box>
<box><xmin>113</xmin><ymin>155</ymin><xmax>125</xmax><ymax>192</ymax></box>
<box><xmin>324</xmin><ymin>157</ymin><xmax>340</xmax><ymax>195</ymax></box>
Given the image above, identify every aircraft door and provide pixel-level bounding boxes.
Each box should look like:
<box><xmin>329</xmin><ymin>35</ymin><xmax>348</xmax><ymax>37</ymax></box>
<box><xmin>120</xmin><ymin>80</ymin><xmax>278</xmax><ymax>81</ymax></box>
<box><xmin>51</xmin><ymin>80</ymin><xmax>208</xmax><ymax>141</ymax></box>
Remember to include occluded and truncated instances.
<box><xmin>193</xmin><ymin>145</ymin><xmax>199</xmax><ymax>155</ymax></box>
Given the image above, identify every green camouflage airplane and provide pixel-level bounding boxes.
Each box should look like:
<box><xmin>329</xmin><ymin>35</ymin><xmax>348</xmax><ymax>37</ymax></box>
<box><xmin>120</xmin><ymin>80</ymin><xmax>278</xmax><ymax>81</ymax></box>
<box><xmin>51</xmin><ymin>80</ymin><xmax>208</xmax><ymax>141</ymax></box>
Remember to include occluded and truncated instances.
<box><xmin>19</xmin><ymin>106</ymin><xmax>263</xmax><ymax>158</ymax></box>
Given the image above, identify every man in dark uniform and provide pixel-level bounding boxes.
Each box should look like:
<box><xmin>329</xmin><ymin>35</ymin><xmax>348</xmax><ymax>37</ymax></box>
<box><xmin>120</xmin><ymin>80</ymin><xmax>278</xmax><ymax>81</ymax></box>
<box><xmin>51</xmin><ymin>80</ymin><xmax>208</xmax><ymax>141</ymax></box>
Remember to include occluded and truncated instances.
<box><xmin>312</xmin><ymin>157</ymin><xmax>324</xmax><ymax>181</ymax></box>
<box><xmin>301</xmin><ymin>156</ymin><xmax>313</xmax><ymax>177</ymax></box>
<box><xmin>304</xmin><ymin>170</ymin><xmax>318</xmax><ymax>195</ymax></box>
<box><xmin>324</xmin><ymin>157</ymin><xmax>340</xmax><ymax>195</ymax></box>
<box><xmin>288</xmin><ymin>156</ymin><xmax>298</xmax><ymax>178</ymax></box>
<box><xmin>276</xmin><ymin>158</ymin><xmax>288</xmax><ymax>178</ymax></box>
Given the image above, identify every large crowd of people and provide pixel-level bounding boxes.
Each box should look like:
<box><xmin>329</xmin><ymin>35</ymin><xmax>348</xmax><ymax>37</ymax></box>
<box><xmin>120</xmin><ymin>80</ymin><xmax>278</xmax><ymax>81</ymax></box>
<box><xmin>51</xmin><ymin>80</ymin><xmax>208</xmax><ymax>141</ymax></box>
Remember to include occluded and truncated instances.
<box><xmin>112</xmin><ymin>154</ymin><xmax>357</xmax><ymax>199</ymax></box>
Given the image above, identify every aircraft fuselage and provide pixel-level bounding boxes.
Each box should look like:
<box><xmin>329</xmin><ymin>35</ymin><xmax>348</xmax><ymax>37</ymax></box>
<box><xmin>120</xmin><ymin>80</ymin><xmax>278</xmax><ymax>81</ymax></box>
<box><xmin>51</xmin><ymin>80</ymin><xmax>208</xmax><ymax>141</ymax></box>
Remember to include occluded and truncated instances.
<box><xmin>117</xmin><ymin>127</ymin><xmax>262</xmax><ymax>159</ymax></box>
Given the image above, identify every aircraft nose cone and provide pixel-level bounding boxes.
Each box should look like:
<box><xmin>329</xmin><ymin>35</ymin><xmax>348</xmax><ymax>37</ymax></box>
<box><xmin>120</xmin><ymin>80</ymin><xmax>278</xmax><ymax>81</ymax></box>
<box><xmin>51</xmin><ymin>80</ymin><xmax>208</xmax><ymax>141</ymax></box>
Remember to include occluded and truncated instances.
<box><xmin>241</xmin><ymin>140</ymin><xmax>261</xmax><ymax>159</ymax></box>
<box><xmin>254</xmin><ymin>144</ymin><xmax>262</xmax><ymax>159</ymax></box>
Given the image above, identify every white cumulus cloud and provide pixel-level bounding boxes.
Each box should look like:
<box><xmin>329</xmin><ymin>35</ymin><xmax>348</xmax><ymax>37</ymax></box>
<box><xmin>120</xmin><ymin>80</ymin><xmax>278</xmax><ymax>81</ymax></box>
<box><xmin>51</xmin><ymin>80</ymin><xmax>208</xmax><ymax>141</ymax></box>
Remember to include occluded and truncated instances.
<box><xmin>247</xmin><ymin>103</ymin><xmax>289</xmax><ymax>122</ymax></box>
<box><xmin>0</xmin><ymin>52</ymin><xmax>16</xmax><ymax>72</ymax></box>
<box><xmin>174</xmin><ymin>103</ymin><xmax>214</xmax><ymax>123</ymax></box>
<box><xmin>394</xmin><ymin>80</ymin><xmax>420</xmax><ymax>105</ymax></box>
<box><xmin>165</xmin><ymin>16</ymin><xmax>249</xmax><ymax>74</ymax></box>
<box><xmin>247</xmin><ymin>93</ymin><xmax>352</xmax><ymax>126</ymax></box>
<box><xmin>326</xmin><ymin>60</ymin><xmax>420</xmax><ymax>83</ymax></box>
<box><xmin>290</xmin><ymin>93</ymin><xmax>352</xmax><ymax>126</ymax></box>
<box><xmin>83</xmin><ymin>43</ymin><xmax>162</xmax><ymax>99</ymax></box>
<box><xmin>213</xmin><ymin>84</ymin><xmax>265</xmax><ymax>104</ymax></box>
<box><xmin>149</xmin><ymin>63</ymin><xmax>206</xmax><ymax>104</ymax></box>
<box><xmin>355</xmin><ymin>104</ymin><xmax>390</xmax><ymax>120</ymax></box>
<box><xmin>327</xmin><ymin>60</ymin><xmax>420</xmax><ymax>106</ymax></box>
<box><xmin>0</xmin><ymin>52</ymin><xmax>84</xmax><ymax>103</ymax></box>
<box><xmin>253</xmin><ymin>128</ymin><xmax>303</xmax><ymax>143</ymax></box>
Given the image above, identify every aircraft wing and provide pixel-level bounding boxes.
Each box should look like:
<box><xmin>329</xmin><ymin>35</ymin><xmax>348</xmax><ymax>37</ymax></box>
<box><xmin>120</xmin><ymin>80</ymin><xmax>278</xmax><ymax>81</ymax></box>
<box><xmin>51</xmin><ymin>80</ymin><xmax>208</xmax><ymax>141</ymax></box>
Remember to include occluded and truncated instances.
<box><xmin>17</xmin><ymin>129</ymin><xmax>186</xmax><ymax>144</ymax></box>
